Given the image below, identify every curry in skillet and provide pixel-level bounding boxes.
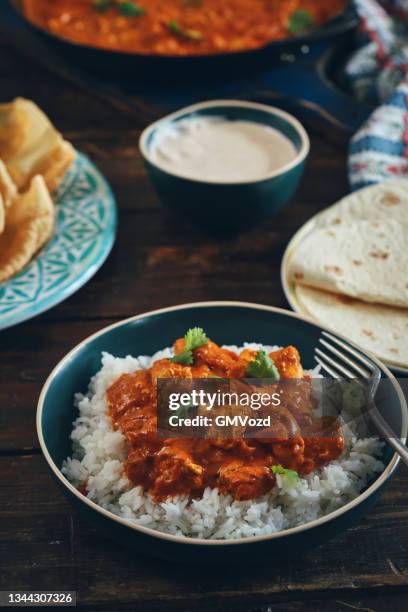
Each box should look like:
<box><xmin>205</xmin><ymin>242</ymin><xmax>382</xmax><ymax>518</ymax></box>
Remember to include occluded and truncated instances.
<box><xmin>24</xmin><ymin>1</ymin><xmax>347</xmax><ymax>56</ymax></box>
<box><xmin>106</xmin><ymin>330</ymin><xmax>344</xmax><ymax>502</ymax></box>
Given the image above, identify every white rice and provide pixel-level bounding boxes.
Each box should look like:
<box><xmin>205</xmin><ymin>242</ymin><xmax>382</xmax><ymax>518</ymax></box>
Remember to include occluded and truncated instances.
<box><xmin>62</xmin><ymin>344</ymin><xmax>384</xmax><ymax>540</ymax></box>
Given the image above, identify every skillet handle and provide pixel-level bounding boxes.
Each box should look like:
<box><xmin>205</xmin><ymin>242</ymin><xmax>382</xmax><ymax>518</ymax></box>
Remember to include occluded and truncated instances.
<box><xmin>250</xmin><ymin>52</ymin><xmax>371</xmax><ymax>141</ymax></box>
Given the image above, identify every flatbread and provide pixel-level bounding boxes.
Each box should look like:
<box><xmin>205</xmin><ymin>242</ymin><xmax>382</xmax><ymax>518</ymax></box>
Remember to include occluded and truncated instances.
<box><xmin>0</xmin><ymin>175</ymin><xmax>54</xmax><ymax>282</ymax></box>
<box><xmin>295</xmin><ymin>284</ymin><xmax>408</xmax><ymax>368</ymax></box>
<box><xmin>288</xmin><ymin>218</ymin><xmax>408</xmax><ymax>307</ymax></box>
<box><xmin>288</xmin><ymin>179</ymin><xmax>408</xmax><ymax>307</ymax></box>
<box><xmin>314</xmin><ymin>179</ymin><xmax>408</xmax><ymax>229</ymax></box>
<box><xmin>0</xmin><ymin>98</ymin><xmax>75</xmax><ymax>192</ymax></box>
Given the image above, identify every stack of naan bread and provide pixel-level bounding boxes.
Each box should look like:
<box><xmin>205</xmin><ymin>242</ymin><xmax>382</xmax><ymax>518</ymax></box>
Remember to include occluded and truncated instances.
<box><xmin>0</xmin><ymin>98</ymin><xmax>75</xmax><ymax>282</ymax></box>
<box><xmin>287</xmin><ymin>180</ymin><xmax>408</xmax><ymax>369</ymax></box>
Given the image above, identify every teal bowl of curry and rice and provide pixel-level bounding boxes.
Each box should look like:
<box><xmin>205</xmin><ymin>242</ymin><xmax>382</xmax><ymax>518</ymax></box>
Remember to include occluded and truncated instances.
<box><xmin>139</xmin><ymin>101</ymin><xmax>309</xmax><ymax>233</ymax></box>
<box><xmin>37</xmin><ymin>302</ymin><xmax>407</xmax><ymax>562</ymax></box>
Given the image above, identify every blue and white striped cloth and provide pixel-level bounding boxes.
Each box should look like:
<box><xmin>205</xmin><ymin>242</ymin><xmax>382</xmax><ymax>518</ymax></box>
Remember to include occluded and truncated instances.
<box><xmin>348</xmin><ymin>0</ymin><xmax>408</xmax><ymax>189</ymax></box>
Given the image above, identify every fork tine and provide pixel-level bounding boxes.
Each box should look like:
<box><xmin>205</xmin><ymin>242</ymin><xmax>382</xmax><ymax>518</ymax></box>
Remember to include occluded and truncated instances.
<box><xmin>318</xmin><ymin>334</ymin><xmax>408</xmax><ymax>468</ymax></box>
<box><xmin>315</xmin><ymin>348</ymin><xmax>357</xmax><ymax>379</ymax></box>
<box><xmin>314</xmin><ymin>355</ymin><xmax>340</xmax><ymax>379</ymax></box>
<box><xmin>315</xmin><ymin>350</ymin><xmax>367</xmax><ymax>398</ymax></box>
<box><xmin>321</xmin><ymin>331</ymin><xmax>380</xmax><ymax>378</ymax></box>
<box><xmin>318</xmin><ymin>339</ymin><xmax>371</xmax><ymax>378</ymax></box>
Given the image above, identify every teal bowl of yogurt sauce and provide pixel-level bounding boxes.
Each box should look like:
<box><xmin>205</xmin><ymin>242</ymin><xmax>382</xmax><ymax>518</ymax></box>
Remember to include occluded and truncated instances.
<box><xmin>139</xmin><ymin>100</ymin><xmax>310</xmax><ymax>232</ymax></box>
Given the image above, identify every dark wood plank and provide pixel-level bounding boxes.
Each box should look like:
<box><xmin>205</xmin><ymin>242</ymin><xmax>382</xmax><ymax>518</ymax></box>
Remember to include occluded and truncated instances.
<box><xmin>0</xmin><ymin>454</ymin><xmax>407</xmax><ymax>610</ymax></box>
<box><xmin>0</xmin><ymin>319</ymin><xmax>117</xmax><ymax>451</ymax></box>
<box><xmin>0</xmin><ymin>40</ymin><xmax>146</xmax><ymax>131</ymax></box>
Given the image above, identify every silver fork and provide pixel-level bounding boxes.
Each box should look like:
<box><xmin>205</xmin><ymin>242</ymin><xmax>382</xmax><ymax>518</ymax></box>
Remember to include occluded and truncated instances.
<box><xmin>314</xmin><ymin>331</ymin><xmax>408</xmax><ymax>467</ymax></box>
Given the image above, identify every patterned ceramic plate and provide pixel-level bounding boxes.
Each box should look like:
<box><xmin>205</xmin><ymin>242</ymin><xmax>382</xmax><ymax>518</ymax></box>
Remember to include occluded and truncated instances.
<box><xmin>0</xmin><ymin>152</ymin><xmax>117</xmax><ymax>330</ymax></box>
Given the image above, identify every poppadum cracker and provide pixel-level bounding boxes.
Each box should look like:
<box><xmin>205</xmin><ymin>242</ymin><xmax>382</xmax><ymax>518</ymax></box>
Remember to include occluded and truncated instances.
<box><xmin>0</xmin><ymin>160</ymin><xmax>18</xmax><ymax>234</ymax></box>
<box><xmin>35</xmin><ymin>140</ymin><xmax>76</xmax><ymax>194</ymax></box>
<box><xmin>0</xmin><ymin>175</ymin><xmax>54</xmax><ymax>282</ymax></box>
<box><xmin>0</xmin><ymin>101</ymin><xmax>27</xmax><ymax>160</ymax></box>
<box><xmin>0</xmin><ymin>160</ymin><xmax>17</xmax><ymax>210</ymax></box>
<box><xmin>0</xmin><ymin>98</ymin><xmax>75</xmax><ymax>192</ymax></box>
<box><xmin>0</xmin><ymin>195</ymin><xmax>4</xmax><ymax>235</ymax></box>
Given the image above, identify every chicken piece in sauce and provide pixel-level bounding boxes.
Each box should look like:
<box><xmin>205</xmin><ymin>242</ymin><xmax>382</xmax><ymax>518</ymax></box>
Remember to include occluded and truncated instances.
<box><xmin>219</xmin><ymin>461</ymin><xmax>276</xmax><ymax>500</ymax></box>
<box><xmin>106</xmin><ymin>336</ymin><xmax>344</xmax><ymax>502</ymax></box>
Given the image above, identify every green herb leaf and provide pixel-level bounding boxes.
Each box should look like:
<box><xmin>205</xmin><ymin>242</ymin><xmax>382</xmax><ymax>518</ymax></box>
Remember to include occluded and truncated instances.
<box><xmin>172</xmin><ymin>327</ymin><xmax>209</xmax><ymax>365</ymax></box>
<box><xmin>246</xmin><ymin>351</ymin><xmax>280</xmax><ymax>380</ymax></box>
<box><xmin>172</xmin><ymin>351</ymin><xmax>194</xmax><ymax>366</ymax></box>
<box><xmin>271</xmin><ymin>465</ymin><xmax>299</xmax><ymax>482</ymax></box>
<box><xmin>168</xmin><ymin>20</ymin><xmax>203</xmax><ymax>41</ymax></box>
<box><xmin>118</xmin><ymin>1</ymin><xmax>145</xmax><ymax>17</ymax></box>
<box><xmin>342</xmin><ymin>380</ymin><xmax>366</xmax><ymax>412</ymax></box>
<box><xmin>184</xmin><ymin>327</ymin><xmax>209</xmax><ymax>350</ymax></box>
<box><xmin>288</xmin><ymin>9</ymin><xmax>314</xmax><ymax>35</ymax></box>
<box><xmin>93</xmin><ymin>0</ymin><xmax>111</xmax><ymax>11</ymax></box>
<box><xmin>175</xmin><ymin>401</ymin><xmax>198</xmax><ymax>419</ymax></box>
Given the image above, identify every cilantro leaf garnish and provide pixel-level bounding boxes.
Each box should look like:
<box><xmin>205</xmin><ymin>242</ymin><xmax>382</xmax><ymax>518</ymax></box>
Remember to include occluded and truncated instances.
<box><xmin>93</xmin><ymin>0</ymin><xmax>111</xmax><ymax>11</ymax></box>
<box><xmin>172</xmin><ymin>327</ymin><xmax>209</xmax><ymax>365</ymax></box>
<box><xmin>118</xmin><ymin>1</ymin><xmax>145</xmax><ymax>16</ymax></box>
<box><xmin>175</xmin><ymin>401</ymin><xmax>198</xmax><ymax>419</ymax></box>
<box><xmin>271</xmin><ymin>465</ymin><xmax>299</xmax><ymax>482</ymax></box>
<box><xmin>246</xmin><ymin>351</ymin><xmax>280</xmax><ymax>380</ymax></box>
<box><xmin>93</xmin><ymin>0</ymin><xmax>145</xmax><ymax>16</ymax></box>
<box><xmin>168</xmin><ymin>20</ymin><xmax>203</xmax><ymax>41</ymax></box>
<box><xmin>288</xmin><ymin>9</ymin><xmax>314</xmax><ymax>35</ymax></box>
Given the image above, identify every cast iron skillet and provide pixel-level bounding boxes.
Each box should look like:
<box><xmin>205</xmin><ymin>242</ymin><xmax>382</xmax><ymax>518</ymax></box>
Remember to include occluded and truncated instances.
<box><xmin>10</xmin><ymin>0</ymin><xmax>358</xmax><ymax>79</ymax></box>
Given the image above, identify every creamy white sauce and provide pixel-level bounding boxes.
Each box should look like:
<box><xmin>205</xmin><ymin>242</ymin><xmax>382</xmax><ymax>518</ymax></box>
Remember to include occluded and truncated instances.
<box><xmin>150</xmin><ymin>116</ymin><xmax>297</xmax><ymax>183</ymax></box>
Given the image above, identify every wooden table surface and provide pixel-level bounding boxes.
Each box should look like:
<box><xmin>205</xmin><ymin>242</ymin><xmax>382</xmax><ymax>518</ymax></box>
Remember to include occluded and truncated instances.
<box><xmin>0</xmin><ymin>39</ymin><xmax>407</xmax><ymax>612</ymax></box>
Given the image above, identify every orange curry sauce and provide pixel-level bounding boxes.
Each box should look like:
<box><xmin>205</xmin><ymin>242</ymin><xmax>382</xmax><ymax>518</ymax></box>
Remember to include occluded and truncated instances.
<box><xmin>24</xmin><ymin>0</ymin><xmax>347</xmax><ymax>56</ymax></box>
<box><xmin>106</xmin><ymin>339</ymin><xmax>344</xmax><ymax>502</ymax></box>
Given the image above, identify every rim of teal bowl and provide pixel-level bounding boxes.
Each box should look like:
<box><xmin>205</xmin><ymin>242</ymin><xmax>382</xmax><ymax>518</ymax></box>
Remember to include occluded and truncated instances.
<box><xmin>37</xmin><ymin>301</ymin><xmax>408</xmax><ymax>547</ymax></box>
<box><xmin>139</xmin><ymin>100</ymin><xmax>310</xmax><ymax>186</ymax></box>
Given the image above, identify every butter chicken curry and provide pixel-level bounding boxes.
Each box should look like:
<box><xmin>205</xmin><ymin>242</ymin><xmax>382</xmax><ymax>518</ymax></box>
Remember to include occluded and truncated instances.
<box><xmin>106</xmin><ymin>330</ymin><xmax>344</xmax><ymax>502</ymax></box>
<box><xmin>24</xmin><ymin>1</ymin><xmax>347</xmax><ymax>56</ymax></box>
